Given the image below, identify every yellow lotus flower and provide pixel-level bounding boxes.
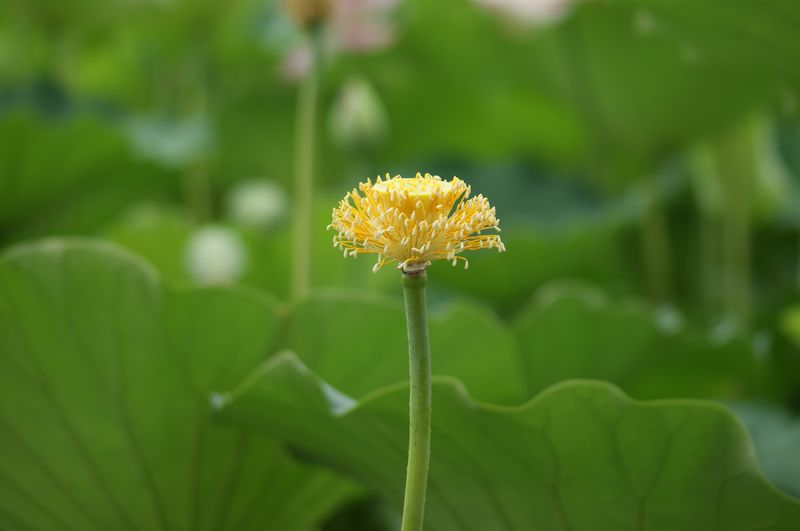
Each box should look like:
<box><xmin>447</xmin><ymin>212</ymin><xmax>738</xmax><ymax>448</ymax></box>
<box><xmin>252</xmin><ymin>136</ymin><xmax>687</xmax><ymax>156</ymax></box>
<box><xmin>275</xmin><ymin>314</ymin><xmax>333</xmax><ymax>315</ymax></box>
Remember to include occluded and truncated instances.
<box><xmin>329</xmin><ymin>172</ymin><xmax>505</xmax><ymax>273</ymax></box>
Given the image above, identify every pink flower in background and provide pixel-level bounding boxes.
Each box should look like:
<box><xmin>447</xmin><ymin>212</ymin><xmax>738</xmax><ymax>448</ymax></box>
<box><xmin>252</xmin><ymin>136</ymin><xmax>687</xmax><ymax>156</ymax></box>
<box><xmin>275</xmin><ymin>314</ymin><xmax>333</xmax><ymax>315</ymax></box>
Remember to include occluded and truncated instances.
<box><xmin>334</xmin><ymin>0</ymin><xmax>397</xmax><ymax>51</ymax></box>
<box><xmin>474</xmin><ymin>0</ymin><xmax>576</xmax><ymax>26</ymax></box>
<box><xmin>282</xmin><ymin>47</ymin><xmax>314</xmax><ymax>80</ymax></box>
<box><xmin>282</xmin><ymin>0</ymin><xmax>399</xmax><ymax>80</ymax></box>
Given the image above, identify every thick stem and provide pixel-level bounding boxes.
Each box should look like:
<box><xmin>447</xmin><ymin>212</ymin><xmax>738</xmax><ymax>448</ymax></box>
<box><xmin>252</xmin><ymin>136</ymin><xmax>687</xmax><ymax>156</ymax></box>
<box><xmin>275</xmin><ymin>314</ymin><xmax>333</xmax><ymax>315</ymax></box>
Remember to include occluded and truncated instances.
<box><xmin>400</xmin><ymin>272</ymin><xmax>432</xmax><ymax>531</ymax></box>
<box><xmin>291</xmin><ymin>31</ymin><xmax>322</xmax><ymax>301</ymax></box>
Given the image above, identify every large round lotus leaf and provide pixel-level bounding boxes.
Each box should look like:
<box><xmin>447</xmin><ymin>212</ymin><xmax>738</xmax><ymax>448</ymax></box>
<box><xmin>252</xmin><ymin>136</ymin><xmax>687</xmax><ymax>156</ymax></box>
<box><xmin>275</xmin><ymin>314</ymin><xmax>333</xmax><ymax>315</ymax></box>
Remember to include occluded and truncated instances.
<box><xmin>219</xmin><ymin>353</ymin><xmax>800</xmax><ymax>531</ymax></box>
<box><xmin>0</xmin><ymin>240</ymin><xmax>357</xmax><ymax>531</ymax></box>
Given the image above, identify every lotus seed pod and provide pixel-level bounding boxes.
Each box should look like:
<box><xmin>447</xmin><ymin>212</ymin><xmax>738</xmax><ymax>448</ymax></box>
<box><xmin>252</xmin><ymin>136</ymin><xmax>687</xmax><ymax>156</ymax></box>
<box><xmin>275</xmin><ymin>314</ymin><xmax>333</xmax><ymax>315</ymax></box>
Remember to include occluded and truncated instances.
<box><xmin>284</xmin><ymin>0</ymin><xmax>330</xmax><ymax>29</ymax></box>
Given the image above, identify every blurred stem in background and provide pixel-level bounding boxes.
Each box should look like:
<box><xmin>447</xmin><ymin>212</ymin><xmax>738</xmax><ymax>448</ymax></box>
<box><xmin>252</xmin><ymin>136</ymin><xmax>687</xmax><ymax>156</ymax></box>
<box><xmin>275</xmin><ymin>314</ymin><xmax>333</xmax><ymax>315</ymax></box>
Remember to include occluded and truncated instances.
<box><xmin>689</xmin><ymin>144</ymin><xmax>725</xmax><ymax>321</ymax></box>
<box><xmin>559</xmin><ymin>18</ymin><xmax>675</xmax><ymax>305</ymax></box>
<box><xmin>291</xmin><ymin>28</ymin><xmax>323</xmax><ymax>301</ymax></box>
<box><xmin>401</xmin><ymin>272</ymin><xmax>432</xmax><ymax>531</ymax></box>
<box><xmin>54</xmin><ymin>29</ymin><xmax>76</xmax><ymax>89</ymax></box>
<box><xmin>185</xmin><ymin>46</ymin><xmax>213</xmax><ymax>222</ymax></box>
<box><xmin>688</xmin><ymin>113</ymin><xmax>790</xmax><ymax>331</ymax></box>
<box><xmin>640</xmin><ymin>173</ymin><xmax>673</xmax><ymax>304</ymax></box>
<box><xmin>556</xmin><ymin>18</ymin><xmax>615</xmax><ymax>190</ymax></box>
<box><xmin>698</xmin><ymin>207</ymin><xmax>723</xmax><ymax>316</ymax></box>
<box><xmin>716</xmin><ymin>134</ymin><xmax>752</xmax><ymax>330</ymax></box>
<box><xmin>10</xmin><ymin>4</ymin><xmax>30</xmax><ymax>82</ymax></box>
<box><xmin>186</xmin><ymin>159</ymin><xmax>212</xmax><ymax>221</ymax></box>
<box><xmin>690</xmin><ymin>141</ymin><xmax>750</xmax><ymax>330</ymax></box>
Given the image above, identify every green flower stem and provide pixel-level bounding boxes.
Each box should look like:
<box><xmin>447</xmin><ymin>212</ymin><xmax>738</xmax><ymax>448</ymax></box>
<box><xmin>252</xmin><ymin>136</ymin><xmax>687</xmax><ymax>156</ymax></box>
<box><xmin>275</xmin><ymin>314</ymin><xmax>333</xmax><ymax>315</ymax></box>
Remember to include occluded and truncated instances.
<box><xmin>401</xmin><ymin>271</ymin><xmax>432</xmax><ymax>531</ymax></box>
<box><xmin>291</xmin><ymin>29</ymin><xmax>323</xmax><ymax>301</ymax></box>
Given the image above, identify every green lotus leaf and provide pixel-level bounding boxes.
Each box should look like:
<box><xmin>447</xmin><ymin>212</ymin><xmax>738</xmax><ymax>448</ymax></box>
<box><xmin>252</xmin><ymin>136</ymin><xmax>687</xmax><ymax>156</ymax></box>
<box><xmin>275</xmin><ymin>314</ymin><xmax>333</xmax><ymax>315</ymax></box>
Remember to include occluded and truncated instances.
<box><xmin>219</xmin><ymin>352</ymin><xmax>800</xmax><ymax>531</ymax></box>
<box><xmin>513</xmin><ymin>283</ymin><xmax>757</xmax><ymax>399</ymax></box>
<box><xmin>0</xmin><ymin>240</ymin><xmax>357</xmax><ymax>531</ymax></box>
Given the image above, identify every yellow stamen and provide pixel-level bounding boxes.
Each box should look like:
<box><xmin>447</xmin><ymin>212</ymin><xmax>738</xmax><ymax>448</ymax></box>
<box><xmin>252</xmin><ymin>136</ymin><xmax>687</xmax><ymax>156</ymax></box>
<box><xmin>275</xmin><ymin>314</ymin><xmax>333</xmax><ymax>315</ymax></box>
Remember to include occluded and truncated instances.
<box><xmin>329</xmin><ymin>172</ymin><xmax>505</xmax><ymax>273</ymax></box>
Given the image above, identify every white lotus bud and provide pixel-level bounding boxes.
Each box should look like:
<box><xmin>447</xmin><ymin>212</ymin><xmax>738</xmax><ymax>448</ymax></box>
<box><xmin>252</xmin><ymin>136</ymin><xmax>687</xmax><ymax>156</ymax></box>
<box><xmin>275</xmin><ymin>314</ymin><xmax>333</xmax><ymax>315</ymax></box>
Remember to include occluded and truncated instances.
<box><xmin>474</xmin><ymin>0</ymin><xmax>575</xmax><ymax>26</ymax></box>
<box><xmin>226</xmin><ymin>179</ymin><xmax>289</xmax><ymax>229</ymax></box>
<box><xmin>328</xmin><ymin>77</ymin><xmax>388</xmax><ymax>151</ymax></box>
<box><xmin>185</xmin><ymin>225</ymin><xmax>247</xmax><ymax>285</ymax></box>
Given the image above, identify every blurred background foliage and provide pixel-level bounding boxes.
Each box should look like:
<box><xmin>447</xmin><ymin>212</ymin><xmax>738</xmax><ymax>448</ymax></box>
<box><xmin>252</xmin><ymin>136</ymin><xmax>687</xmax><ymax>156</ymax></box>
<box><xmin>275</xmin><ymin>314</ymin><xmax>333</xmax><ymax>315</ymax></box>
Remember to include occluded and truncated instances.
<box><xmin>2</xmin><ymin>0</ymin><xmax>800</xmax><ymax>528</ymax></box>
